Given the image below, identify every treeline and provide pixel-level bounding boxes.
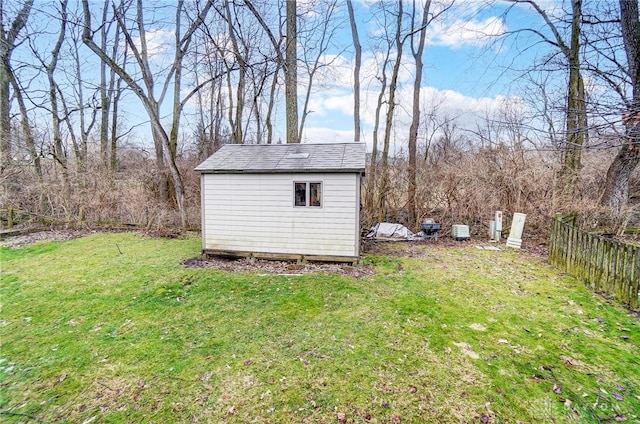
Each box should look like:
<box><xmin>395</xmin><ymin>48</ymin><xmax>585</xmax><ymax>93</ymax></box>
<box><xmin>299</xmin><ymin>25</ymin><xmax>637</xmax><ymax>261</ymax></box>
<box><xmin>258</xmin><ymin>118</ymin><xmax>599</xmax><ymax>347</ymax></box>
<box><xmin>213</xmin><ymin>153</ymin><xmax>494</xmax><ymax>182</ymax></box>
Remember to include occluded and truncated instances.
<box><xmin>0</xmin><ymin>1</ymin><xmax>638</xmax><ymax>238</ymax></box>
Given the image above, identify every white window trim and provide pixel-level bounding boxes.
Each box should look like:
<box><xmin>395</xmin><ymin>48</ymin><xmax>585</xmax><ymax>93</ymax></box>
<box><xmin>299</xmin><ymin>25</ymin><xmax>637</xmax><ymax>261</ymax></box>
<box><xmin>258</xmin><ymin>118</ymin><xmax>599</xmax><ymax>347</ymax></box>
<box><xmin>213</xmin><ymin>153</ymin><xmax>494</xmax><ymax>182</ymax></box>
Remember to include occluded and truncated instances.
<box><xmin>293</xmin><ymin>181</ymin><xmax>322</xmax><ymax>208</ymax></box>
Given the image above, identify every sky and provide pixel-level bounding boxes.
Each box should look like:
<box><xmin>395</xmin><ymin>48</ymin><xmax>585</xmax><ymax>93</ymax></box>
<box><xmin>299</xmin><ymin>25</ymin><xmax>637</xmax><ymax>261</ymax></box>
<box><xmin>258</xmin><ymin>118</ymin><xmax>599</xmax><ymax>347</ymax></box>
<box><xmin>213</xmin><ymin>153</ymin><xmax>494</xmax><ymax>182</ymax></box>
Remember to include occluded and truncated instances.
<box><xmin>270</xmin><ymin>0</ymin><xmax>564</xmax><ymax>153</ymax></box>
<box><xmin>7</xmin><ymin>0</ymin><xmax>570</xmax><ymax>157</ymax></box>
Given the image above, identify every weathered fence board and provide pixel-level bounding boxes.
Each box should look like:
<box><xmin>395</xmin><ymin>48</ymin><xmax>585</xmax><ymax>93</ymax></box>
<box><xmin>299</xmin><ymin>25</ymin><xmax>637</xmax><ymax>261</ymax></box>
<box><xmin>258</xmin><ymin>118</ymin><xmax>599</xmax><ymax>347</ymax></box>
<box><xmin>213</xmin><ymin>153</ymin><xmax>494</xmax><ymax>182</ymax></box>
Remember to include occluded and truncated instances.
<box><xmin>549</xmin><ymin>216</ymin><xmax>639</xmax><ymax>309</ymax></box>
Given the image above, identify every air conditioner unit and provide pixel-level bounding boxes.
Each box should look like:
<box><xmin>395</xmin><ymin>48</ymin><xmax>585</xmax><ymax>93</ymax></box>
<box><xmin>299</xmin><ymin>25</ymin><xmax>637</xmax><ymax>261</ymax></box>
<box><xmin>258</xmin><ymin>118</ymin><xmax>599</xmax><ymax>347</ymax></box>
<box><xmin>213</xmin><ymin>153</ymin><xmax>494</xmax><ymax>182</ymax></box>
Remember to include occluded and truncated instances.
<box><xmin>452</xmin><ymin>224</ymin><xmax>470</xmax><ymax>241</ymax></box>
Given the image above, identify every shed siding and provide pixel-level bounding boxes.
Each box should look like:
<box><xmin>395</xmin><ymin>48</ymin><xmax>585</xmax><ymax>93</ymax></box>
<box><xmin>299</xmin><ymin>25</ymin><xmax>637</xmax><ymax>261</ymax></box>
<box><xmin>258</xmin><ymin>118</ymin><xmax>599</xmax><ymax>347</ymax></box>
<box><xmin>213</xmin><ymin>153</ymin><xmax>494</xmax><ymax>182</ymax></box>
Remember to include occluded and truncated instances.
<box><xmin>202</xmin><ymin>173</ymin><xmax>360</xmax><ymax>257</ymax></box>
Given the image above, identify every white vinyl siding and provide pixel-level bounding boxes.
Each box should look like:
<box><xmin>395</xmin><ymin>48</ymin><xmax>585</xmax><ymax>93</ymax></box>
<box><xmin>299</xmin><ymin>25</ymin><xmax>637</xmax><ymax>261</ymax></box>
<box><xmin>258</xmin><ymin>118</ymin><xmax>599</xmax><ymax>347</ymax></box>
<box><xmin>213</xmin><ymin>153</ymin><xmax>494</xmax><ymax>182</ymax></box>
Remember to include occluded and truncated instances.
<box><xmin>201</xmin><ymin>173</ymin><xmax>360</xmax><ymax>257</ymax></box>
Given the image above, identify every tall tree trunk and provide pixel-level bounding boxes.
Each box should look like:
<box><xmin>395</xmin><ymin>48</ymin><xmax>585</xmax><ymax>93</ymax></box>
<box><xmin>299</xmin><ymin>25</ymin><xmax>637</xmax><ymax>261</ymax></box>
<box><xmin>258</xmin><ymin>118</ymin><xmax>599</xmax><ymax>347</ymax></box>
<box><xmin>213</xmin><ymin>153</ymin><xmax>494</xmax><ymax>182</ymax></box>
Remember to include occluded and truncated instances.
<box><xmin>368</xmin><ymin>37</ymin><xmax>391</xmax><ymax>219</ymax></box>
<box><xmin>47</xmin><ymin>0</ymin><xmax>70</xmax><ymax>205</ymax></box>
<box><xmin>266</xmin><ymin>61</ymin><xmax>281</xmax><ymax>144</ymax></box>
<box><xmin>110</xmin><ymin>75</ymin><xmax>122</xmax><ymax>172</ymax></box>
<box><xmin>99</xmin><ymin>0</ymin><xmax>110</xmax><ymax>168</ymax></box>
<box><xmin>285</xmin><ymin>0</ymin><xmax>299</xmax><ymax>143</ymax></box>
<box><xmin>510</xmin><ymin>0</ymin><xmax>587</xmax><ymax>206</ymax></box>
<box><xmin>600</xmin><ymin>0</ymin><xmax>640</xmax><ymax>220</ymax></box>
<box><xmin>109</xmin><ymin>22</ymin><xmax>125</xmax><ymax>173</ymax></box>
<box><xmin>224</xmin><ymin>0</ymin><xmax>245</xmax><ymax>144</ymax></box>
<box><xmin>378</xmin><ymin>1</ymin><xmax>404</xmax><ymax>222</ymax></box>
<box><xmin>407</xmin><ymin>0</ymin><xmax>430</xmax><ymax>228</ymax></box>
<box><xmin>560</xmin><ymin>0</ymin><xmax>586</xmax><ymax>201</ymax></box>
<box><xmin>346</xmin><ymin>0</ymin><xmax>361</xmax><ymax>143</ymax></box>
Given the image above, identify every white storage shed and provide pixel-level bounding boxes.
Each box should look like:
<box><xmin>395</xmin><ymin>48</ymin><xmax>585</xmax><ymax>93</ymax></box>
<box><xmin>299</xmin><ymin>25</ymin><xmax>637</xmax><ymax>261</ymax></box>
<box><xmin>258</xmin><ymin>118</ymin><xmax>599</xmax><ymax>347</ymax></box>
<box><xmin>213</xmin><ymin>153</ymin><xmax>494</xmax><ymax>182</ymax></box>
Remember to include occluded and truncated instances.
<box><xmin>195</xmin><ymin>142</ymin><xmax>366</xmax><ymax>263</ymax></box>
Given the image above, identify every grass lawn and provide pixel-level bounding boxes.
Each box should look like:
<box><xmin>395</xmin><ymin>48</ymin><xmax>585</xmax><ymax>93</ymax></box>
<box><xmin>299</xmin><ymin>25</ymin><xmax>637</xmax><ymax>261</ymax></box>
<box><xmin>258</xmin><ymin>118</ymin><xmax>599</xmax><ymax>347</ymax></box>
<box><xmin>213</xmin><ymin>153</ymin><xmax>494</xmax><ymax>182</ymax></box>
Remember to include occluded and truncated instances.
<box><xmin>1</xmin><ymin>233</ymin><xmax>638</xmax><ymax>423</ymax></box>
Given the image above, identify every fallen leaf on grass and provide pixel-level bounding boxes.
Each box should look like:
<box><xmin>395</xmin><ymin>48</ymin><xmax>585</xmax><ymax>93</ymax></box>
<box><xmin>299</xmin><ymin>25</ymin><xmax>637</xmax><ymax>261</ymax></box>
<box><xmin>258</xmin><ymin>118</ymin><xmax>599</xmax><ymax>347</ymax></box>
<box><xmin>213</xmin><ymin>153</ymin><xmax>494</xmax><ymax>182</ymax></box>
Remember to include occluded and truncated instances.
<box><xmin>612</xmin><ymin>392</ymin><xmax>624</xmax><ymax>401</ymax></box>
<box><xmin>57</xmin><ymin>373</ymin><xmax>67</xmax><ymax>383</ymax></box>
<box><xmin>479</xmin><ymin>413</ymin><xmax>489</xmax><ymax>423</ymax></box>
<box><xmin>337</xmin><ymin>412</ymin><xmax>347</xmax><ymax>423</ymax></box>
<box><xmin>613</xmin><ymin>414</ymin><xmax>626</xmax><ymax>421</ymax></box>
<box><xmin>553</xmin><ymin>383</ymin><xmax>562</xmax><ymax>394</ymax></box>
<box><xmin>391</xmin><ymin>416</ymin><xmax>401</xmax><ymax>423</ymax></box>
<box><xmin>560</xmin><ymin>355</ymin><xmax>583</xmax><ymax>367</ymax></box>
<box><xmin>615</xmin><ymin>383</ymin><xmax>626</xmax><ymax>391</ymax></box>
<box><xmin>409</xmin><ymin>385</ymin><xmax>417</xmax><ymax>393</ymax></box>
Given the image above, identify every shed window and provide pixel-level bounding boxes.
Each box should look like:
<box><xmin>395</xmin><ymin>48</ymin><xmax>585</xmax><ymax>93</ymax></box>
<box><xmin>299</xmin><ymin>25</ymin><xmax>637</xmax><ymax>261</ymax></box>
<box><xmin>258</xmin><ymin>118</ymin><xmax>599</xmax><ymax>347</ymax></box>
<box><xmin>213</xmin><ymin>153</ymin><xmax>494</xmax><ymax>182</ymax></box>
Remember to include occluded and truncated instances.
<box><xmin>294</xmin><ymin>182</ymin><xmax>322</xmax><ymax>207</ymax></box>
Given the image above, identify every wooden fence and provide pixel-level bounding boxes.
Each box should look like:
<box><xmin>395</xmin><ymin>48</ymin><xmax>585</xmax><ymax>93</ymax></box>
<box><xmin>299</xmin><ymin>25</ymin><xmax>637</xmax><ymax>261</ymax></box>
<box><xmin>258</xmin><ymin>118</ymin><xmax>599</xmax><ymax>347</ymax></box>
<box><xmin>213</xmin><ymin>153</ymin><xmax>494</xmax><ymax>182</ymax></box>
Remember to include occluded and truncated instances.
<box><xmin>549</xmin><ymin>216</ymin><xmax>639</xmax><ymax>309</ymax></box>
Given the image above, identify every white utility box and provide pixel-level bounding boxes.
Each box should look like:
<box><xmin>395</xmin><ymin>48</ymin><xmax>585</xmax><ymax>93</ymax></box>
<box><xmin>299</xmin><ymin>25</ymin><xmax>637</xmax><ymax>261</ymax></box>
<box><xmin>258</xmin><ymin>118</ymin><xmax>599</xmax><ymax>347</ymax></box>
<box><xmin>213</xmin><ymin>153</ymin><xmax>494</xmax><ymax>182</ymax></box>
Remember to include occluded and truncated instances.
<box><xmin>452</xmin><ymin>224</ymin><xmax>471</xmax><ymax>241</ymax></box>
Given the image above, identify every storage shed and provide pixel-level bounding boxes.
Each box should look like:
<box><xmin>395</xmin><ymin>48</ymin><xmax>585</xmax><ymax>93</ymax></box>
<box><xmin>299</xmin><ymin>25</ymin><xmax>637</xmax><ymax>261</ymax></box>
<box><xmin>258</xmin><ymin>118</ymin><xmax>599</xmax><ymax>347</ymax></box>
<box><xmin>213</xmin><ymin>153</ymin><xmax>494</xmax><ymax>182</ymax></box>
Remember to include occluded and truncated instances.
<box><xmin>195</xmin><ymin>142</ymin><xmax>366</xmax><ymax>262</ymax></box>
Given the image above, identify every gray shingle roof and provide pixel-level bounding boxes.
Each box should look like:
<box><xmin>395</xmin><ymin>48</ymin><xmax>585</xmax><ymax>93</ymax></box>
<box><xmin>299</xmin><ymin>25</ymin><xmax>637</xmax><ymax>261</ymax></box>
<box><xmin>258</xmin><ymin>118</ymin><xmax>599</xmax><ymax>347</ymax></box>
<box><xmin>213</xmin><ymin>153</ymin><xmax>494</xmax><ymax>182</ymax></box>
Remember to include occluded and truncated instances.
<box><xmin>194</xmin><ymin>143</ymin><xmax>366</xmax><ymax>174</ymax></box>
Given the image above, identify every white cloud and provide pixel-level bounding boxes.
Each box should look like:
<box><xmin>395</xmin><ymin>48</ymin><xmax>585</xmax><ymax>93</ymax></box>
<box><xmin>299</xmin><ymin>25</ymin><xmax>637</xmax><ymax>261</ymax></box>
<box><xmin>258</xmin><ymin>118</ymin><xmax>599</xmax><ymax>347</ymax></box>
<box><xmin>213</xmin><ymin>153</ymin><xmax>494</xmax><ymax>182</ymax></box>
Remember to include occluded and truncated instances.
<box><xmin>427</xmin><ymin>16</ymin><xmax>506</xmax><ymax>49</ymax></box>
<box><xmin>131</xmin><ymin>29</ymin><xmax>174</xmax><ymax>60</ymax></box>
<box><xmin>302</xmin><ymin>80</ymin><xmax>525</xmax><ymax>155</ymax></box>
<box><xmin>301</xmin><ymin>127</ymin><xmax>355</xmax><ymax>144</ymax></box>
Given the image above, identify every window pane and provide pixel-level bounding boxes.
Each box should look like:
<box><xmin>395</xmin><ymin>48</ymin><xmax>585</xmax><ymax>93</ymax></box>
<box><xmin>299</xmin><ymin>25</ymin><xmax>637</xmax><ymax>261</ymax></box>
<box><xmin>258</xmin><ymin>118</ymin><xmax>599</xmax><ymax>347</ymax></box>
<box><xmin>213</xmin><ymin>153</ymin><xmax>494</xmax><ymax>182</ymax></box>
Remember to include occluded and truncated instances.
<box><xmin>310</xmin><ymin>183</ymin><xmax>321</xmax><ymax>207</ymax></box>
<box><xmin>294</xmin><ymin>182</ymin><xmax>306</xmax><ymax>206</ymax></box>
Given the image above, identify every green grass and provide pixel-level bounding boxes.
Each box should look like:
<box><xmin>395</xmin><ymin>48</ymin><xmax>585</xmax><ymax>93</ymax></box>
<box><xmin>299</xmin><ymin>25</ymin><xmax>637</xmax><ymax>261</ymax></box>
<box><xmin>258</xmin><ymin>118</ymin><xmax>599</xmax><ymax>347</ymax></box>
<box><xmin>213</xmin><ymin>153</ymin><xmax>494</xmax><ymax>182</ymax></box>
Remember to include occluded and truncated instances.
<box><xmin>1</xmin><ymin>233</ymin><xmax>638</xmax><ymax>423</ymax></box>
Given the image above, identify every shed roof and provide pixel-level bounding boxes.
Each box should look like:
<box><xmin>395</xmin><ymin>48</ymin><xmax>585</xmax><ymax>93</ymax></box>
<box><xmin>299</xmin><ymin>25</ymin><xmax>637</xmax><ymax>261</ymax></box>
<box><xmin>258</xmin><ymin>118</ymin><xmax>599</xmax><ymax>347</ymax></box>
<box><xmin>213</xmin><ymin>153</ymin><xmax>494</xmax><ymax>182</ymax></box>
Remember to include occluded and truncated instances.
<box><xmin>194</xmin><ymin>142</ymin><xmax>366</xmax><ymax>174</ymax></box>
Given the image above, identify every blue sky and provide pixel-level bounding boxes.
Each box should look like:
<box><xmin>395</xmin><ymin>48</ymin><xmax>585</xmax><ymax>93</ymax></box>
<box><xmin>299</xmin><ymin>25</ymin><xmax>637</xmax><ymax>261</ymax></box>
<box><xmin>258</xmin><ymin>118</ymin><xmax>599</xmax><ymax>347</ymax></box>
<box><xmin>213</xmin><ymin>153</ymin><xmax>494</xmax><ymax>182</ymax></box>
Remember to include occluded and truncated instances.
<box><xmin>291</xmin><ymin>0</ymin><xmax>563</xmax><ymax>152</ymax></box>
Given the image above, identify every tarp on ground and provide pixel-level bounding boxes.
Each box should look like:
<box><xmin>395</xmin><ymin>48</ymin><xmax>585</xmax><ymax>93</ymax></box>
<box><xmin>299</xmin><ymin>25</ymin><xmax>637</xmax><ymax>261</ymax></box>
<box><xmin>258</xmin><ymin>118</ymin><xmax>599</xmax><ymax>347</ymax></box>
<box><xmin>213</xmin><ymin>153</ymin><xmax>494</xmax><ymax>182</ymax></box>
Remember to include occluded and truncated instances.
<box><xmin>366</xmin><ymin>222</ymin><xmax>420</xmax><ymax>240</ymax></box>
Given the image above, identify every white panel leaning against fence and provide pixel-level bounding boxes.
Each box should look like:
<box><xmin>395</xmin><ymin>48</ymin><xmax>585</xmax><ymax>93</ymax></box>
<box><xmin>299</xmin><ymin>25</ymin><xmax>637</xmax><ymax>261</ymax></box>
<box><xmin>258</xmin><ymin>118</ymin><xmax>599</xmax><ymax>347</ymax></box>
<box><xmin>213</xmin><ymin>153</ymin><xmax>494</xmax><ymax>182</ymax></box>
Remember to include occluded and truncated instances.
<box><xmin>506</xmin><ymin>213</ymin><xmax>527</xmax><ymax>249</ymax></box>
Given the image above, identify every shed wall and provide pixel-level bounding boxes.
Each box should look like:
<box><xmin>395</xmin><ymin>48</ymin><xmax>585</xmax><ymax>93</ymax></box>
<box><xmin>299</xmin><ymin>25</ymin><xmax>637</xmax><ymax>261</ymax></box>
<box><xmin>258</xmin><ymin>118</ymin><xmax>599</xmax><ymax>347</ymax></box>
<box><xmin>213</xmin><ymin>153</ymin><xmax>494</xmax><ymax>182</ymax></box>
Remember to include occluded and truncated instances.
<box><xmin>201</xmin><ymin>173</ymin><xmax>360</xmax><ymax>258</ymax></box>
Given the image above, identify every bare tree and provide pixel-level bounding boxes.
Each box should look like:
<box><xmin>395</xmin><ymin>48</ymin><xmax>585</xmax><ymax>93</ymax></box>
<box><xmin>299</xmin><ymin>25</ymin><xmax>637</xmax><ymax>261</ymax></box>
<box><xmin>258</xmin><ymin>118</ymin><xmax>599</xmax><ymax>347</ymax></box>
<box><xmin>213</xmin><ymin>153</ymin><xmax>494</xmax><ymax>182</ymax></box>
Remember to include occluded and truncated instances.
<box><xmin>507</xmin><ymin>0</ymin><xmax>587</xmax><ymax>202</ymax></box>
<box><xmin>378</xmin><ymin>1</ymin><xmax>404</xmax><ymax>221</ymax></box>
<box><xmin>98</xmin><ymin>0</ymin><xmax>111</xmax><ymax>167</ymax></box>
<box><xmin>225</xmin><ymin>0</ymin><xmax>247</xmax><ymax>144</ymax></box>
<box><xmin>82</xmin><ymin>0</ymin><xmax>214</xmax><ymax>227</ymax></box>
<box><xmin>46</xmin><ymin>0</ymin><xmax>70</xmax><ymax>204</ymax></box>
<box><xmin>298</xmin><ymin>0</ymin><xmax>341</xmax><ymax>140</ymax></box>
<box><xmin>63</xmin><ymin>10</ymin><xmax>100</xmax><ymax>173</ymax></box>
<box><xmin>285</xmin><ymin>0</ymin><xmax>298</xmax><ymax>143</ymax></box>
<box><xmin>600</xmin><ymin>0</ymin><xmax>640</xmax><ymax>220</ymax></box>
<box><xmin>0</xmin><ymin>0</ymin><xmax>34</xmax><ymax>168</ymax></box>
<box><xmin>407</xmin><ymin>0</ymin><xmax>431</xmax><ymax>227</ymax></box>
<box><xmin>346</xmin><ymin>0</ymin><xmax>361</xmax><ymax>143</ymax></box>
<box><xmin>365</xmin><ymin>9</ymin><xmax>393</xmax><ymax>216</ymax></box>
